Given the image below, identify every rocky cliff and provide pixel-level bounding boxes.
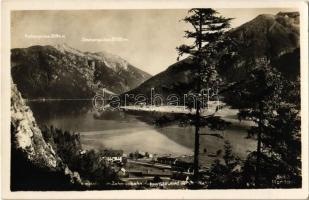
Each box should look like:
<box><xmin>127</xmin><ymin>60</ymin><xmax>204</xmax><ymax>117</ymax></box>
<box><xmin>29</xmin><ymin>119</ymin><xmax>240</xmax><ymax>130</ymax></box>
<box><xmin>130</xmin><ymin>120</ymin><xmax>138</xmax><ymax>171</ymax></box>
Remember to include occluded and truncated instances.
<box><xmin>11</xmin><ymin>82</ymin><xmax>84</xmax><ymax>190</ymax></box>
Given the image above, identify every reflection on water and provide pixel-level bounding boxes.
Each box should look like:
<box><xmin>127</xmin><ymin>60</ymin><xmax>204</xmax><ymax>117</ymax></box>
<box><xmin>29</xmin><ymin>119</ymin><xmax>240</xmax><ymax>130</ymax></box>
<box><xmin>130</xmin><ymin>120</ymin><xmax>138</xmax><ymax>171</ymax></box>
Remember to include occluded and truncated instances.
<box><xmin>29</xmin><ymin>101</ymin><xmax>256</xmax><ymax>159</ymax></box>
<box><xmin>29</xmin><ymin>100</ymin><xmax>91</xmax><ymax>125</ymax></box>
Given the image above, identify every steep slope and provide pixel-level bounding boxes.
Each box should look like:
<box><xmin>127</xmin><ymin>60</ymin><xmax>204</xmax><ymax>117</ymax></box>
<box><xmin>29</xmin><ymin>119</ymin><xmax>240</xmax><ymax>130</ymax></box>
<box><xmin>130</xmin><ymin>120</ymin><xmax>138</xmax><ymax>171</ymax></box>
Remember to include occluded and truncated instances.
<box><xmin>125</xmin><ymin>12</ymin><xmax>300</xmax><ymax>102</ymax></box>
<box><xmin>124</xmin><ymin>58</ymin><xmax>196</xmax><ymax>103</ymax></box>
<box><xmin>229</xmin><ymin>13</ymin><xmax>299</xmax><ymax>58</ymax></box>
<box><xmin>11</xmin><ymin>44</ymin><xmax>151</xmax><ymax>99</ymax></box>
<box><xmin>11</xmin><ymin>83</ymin><xmax>83</xmax><ymax>190</ymax></box>
<box><xmin>219</xmin><ymin>12</ymin><xmax>299</xmax><ymax>82</ymax></box>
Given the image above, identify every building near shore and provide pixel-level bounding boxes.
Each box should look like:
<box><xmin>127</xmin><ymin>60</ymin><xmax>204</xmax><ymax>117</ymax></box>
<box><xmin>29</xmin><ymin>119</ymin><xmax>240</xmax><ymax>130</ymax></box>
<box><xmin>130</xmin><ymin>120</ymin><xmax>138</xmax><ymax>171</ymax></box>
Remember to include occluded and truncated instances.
<box><xmin>157</xmin><ymin>156</ymin><xmax>194</xmax><ymax>173</ymax></box>
<box><xmin>99</xmin><ymin>149</ymin><xmax>124</xmax><ymax>163</ymax></box>
<box><xmin>172</xmin><ymin>160</ymin><xmax>194</xmax><ymax>173</ymax></box>
<box><xmin>157</xmin><ymin>156</ymin><xmax>177</xmax><ymax>165</ymax></box>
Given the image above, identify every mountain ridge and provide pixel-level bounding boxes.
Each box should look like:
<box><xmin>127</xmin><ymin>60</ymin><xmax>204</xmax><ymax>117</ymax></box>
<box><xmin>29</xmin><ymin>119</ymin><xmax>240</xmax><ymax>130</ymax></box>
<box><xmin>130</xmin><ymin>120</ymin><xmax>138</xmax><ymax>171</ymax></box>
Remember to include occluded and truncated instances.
<box><xmin>11</xmin><ymin>44</ymin><xmax>151</xmax><ymax>99</ymax></box>
<box><xmin>123</xmin><ymin>12</ymin><xmax>300</xmax><ymax>103</ymax></box>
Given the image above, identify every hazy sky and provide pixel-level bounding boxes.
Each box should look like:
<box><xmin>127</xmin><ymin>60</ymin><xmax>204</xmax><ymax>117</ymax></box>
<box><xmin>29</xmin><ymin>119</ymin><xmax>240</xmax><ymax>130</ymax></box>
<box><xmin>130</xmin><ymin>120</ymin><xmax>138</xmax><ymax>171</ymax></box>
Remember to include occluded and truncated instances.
<box><xmin>11</xmin><ymin>8</ymin><xmax>297</xmax><ymax>75</ymax></box>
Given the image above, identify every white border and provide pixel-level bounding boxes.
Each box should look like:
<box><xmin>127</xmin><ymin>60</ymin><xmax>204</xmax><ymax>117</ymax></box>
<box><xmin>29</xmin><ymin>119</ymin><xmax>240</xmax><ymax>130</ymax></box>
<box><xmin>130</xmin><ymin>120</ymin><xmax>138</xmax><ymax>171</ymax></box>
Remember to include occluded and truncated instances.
<box><xmin>1</xmin><ymin>0</ymin><xmax>308</xmax><ymax>199</ymax></box>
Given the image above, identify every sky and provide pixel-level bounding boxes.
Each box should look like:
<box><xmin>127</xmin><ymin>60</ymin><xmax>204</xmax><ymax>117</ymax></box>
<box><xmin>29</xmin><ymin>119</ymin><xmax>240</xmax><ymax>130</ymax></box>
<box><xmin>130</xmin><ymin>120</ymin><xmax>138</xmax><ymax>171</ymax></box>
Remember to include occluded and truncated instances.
<box><xmin>11</xmin><ymin>8</ymin><xmax>297</xmax><ymax>75</ymax></box>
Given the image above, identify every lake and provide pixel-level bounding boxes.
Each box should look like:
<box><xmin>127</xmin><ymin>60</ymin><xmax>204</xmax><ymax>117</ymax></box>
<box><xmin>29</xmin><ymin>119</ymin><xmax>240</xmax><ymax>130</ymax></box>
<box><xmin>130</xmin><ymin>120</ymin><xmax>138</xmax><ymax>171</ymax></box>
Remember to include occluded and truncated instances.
<box><xmin>29</xmin><ymin>101</ymin><xmax>256</xmax><ymax>165</ymax></box>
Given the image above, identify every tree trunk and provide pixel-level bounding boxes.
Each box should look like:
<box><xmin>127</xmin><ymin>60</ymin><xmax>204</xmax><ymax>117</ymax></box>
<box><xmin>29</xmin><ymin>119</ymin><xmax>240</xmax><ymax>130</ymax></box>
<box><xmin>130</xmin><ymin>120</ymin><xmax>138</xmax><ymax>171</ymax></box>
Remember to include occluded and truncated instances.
<box><xmin>193</xmin><ymin>102</ymin><xmax>200</xmax><ymax>181</ymax></box>
<box><xmin>255</xmin><ymin>103</ymin><xmax>263</xmax><ymax>188</ymax></box>
<box><xmin>193</xmin><ymin>11</ymin><xmax>203</xmax><ymax>183</ymax></box>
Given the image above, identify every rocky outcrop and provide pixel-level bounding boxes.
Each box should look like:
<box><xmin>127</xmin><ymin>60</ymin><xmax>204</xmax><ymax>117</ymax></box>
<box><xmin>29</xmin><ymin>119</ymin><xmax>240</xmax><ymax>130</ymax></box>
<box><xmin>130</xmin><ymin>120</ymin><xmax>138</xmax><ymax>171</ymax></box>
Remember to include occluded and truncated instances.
<box><xmin>11</xmin><ymin>82</ymin><xmax>84</xmax><ymax>190</ymax></box>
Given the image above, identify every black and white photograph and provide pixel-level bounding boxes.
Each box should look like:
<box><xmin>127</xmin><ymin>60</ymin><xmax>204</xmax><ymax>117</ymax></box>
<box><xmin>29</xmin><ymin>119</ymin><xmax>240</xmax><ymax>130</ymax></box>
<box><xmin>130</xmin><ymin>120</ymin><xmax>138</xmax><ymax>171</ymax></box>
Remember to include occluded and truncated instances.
<box><xmin>1</xmin><ymin>0</ymin><xmax>308</xmax><ymax>199</ymax></box>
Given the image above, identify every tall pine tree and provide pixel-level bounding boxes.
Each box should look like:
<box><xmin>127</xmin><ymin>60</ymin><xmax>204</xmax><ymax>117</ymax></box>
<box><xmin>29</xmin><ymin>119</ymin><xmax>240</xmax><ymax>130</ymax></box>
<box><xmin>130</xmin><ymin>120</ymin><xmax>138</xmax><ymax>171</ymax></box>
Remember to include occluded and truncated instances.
<box><xmin>177</xmin><ymin>8</ymin><xmax>232</xmax><ymax>183</ymax></box>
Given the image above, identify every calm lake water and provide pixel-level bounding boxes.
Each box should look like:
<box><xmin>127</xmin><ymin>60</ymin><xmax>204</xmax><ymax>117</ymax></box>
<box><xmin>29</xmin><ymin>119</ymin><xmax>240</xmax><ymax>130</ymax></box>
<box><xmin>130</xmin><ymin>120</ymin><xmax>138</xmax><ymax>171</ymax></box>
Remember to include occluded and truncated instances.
<box><xmin>29</xmin><ymin>101</ymin><xmax>256</xmax><ymax>161</ymax></box>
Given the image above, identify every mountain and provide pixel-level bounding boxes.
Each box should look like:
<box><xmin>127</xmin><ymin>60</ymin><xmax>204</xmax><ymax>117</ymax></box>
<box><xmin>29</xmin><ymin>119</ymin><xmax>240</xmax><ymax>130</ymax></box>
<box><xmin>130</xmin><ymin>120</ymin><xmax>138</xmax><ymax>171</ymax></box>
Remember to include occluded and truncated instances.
<box><xmin>11</xmin><ymin>43</ymin><xmax>151</xmax><ymax>99</ymax></box>
<box><xmin>11</xmin><ymin>82</ymin><xmax>83</xmax><ymax>190</ymax></box>
<box><xmin>229</xmin><ymin>12</ymin><xmax>299</xmax><ymax>58</ymax></box>
<box><xmin>124</xmin><ymin>12</ymin><xmax>300</xmax><ymax>103</ymax></box>
<box><xmin>123</xmin><ymin>58</ymin><xmax>196</xmax><ymax>104</ymax></box>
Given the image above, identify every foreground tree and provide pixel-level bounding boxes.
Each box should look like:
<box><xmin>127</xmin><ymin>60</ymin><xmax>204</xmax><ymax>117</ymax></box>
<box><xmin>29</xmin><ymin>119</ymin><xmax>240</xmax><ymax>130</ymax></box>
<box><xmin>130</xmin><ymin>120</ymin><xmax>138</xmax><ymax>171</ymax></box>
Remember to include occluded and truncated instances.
<box><xmin>177</xmin><ymin>8</ymin><xmax>233</xmax><ymax>183</ymax></box>
<box><xmin>41</xmin><ymin>126</ymin><xmax>120</xmax><ymax>187</ymax></box>
<box><xmin>206</xmin><ymin>141</ymin><xmax>241</xmax><ymax>188</ymax></box>
<box><xmin>230</xmin><ymin>58</ymin><xmax>301</xmax><ymax>188</ymax></box>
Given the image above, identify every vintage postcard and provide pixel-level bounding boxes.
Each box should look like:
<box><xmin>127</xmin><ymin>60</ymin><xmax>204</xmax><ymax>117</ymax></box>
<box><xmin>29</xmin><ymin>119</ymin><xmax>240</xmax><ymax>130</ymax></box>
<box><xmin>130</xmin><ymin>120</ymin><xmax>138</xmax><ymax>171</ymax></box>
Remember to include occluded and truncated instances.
<box><xmin>1</xmin><ymin>0</ymin><xmax>308</xmax><ymax>199</ymax></box>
